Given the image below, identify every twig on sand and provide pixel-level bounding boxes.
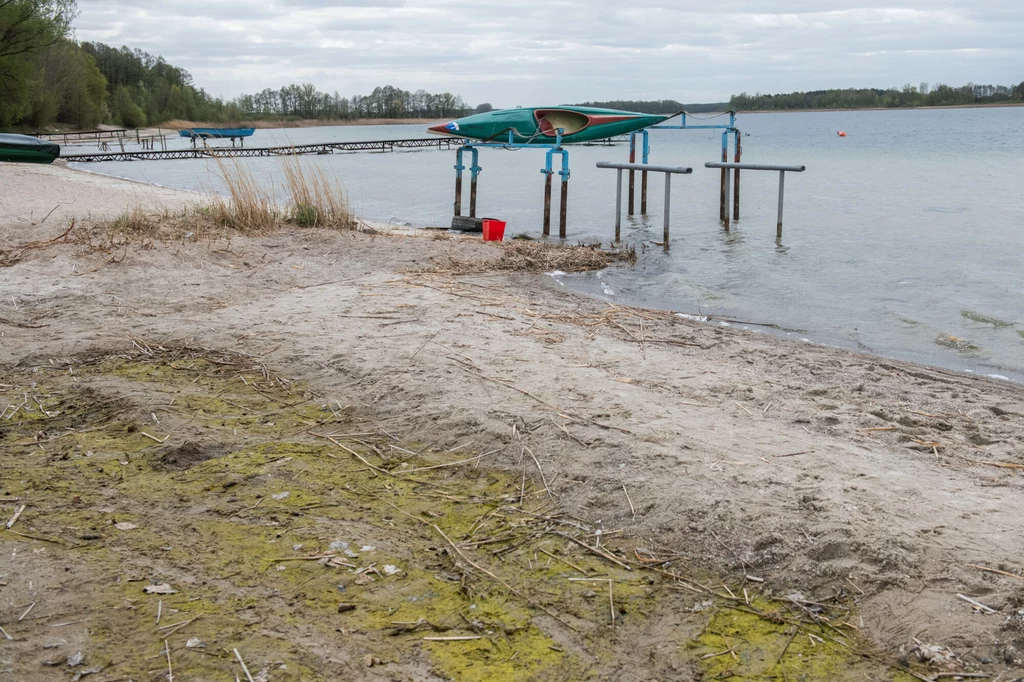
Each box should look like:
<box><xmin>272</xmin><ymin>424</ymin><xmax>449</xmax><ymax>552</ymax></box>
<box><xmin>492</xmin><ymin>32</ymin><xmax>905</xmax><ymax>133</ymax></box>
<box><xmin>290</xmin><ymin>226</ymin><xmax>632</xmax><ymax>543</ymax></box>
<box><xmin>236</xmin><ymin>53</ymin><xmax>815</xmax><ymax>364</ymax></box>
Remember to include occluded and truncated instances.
<box><xmin>463</xmin><ymin>368</ymin><xmax>635</xmax><ymax>435</ymax></box>
<box><xmin>314</xmin><ymin>433</ymin><xmax>392</xmax><ymax>476</ymax></box>
<box><xmin>555</xmin><ymin>532</ymin><xmax>631</xmax><ymax>571</ymax></box>
<box><xmin>165</xmin><ymin>640</ymin><xmax>174</xmax><ymax>682</ymax></box>
<box><xmin>235</xmin><ymin>648</ymin><xmax>256</xmax><ymax>682</ymax></box>
<box><xmin>524</xmin><ymin>447</ymin><xmax>554</xmax><ymax>503</ymax></box>
<box><xmin>956</xmin><ymin>593</ymin><xmax>996</xmax><ymax>614</ymax></box>
<box><xmin>964</xmin><ymin>458</ymin><xmax>1024</xmax><ymax>470</ymax></box>
<box><xmin>0</xmin><ymin>625</ymin><xmax>11</xmax><ymax>640</ymax></box>
<box><xmin>397</xmin><ymin>448</ymin><xmax>501</xmax><ymax>475</ymax></box>
<box><xmin>622</xmin><ymin>485</ymin><xmax>636</xmax><ymax>519</ymax></box>
<box><xmin>968</xmin><ymin>564</ymin><xmax>1024</xmax><ymax>581</ymax></box>
<box><xmin>6</xmin><ymin>504</ymin><xmax>26</xmax><ymax>529</ymax></box>
<box><xmin>537</xmin><ymin>547</ymin><xmax>589</xmax><ymax>575</ymax></box>
<box><xmin>423</xmin><ymin>636</ymin><xmax>482</xmax><ymax>642</ymax></box>
<box><xmin>609</xmin><ymin>580</ymin><xmax>616</xmax><ymax>625</ymax></box>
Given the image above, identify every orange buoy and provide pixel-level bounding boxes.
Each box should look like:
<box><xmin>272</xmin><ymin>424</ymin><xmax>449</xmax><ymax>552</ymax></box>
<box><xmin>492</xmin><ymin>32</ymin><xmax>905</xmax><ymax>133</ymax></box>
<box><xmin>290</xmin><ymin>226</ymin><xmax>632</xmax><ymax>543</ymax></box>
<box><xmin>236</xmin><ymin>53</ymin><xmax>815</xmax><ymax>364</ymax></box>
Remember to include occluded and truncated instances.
<box><xmin>837</xmin><ymin>131</ymin><xmax>847</xmax><ymax>137</ymax></box>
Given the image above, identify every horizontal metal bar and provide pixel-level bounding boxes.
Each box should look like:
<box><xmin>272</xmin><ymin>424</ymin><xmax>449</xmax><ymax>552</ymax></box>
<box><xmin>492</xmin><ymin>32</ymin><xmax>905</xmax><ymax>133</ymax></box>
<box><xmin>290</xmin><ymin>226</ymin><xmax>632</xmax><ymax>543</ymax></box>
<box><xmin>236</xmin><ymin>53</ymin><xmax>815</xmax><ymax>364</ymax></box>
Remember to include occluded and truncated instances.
<box><xmin>596</xmin><ymin>162</ymin><xmax>692</xmax><ymax>174</ymax></box>
<box><xmin>649</xmin><ymin>125</ymin><xmax>738</xmax><ymax>131</ymax></box>
<box><xmin>705</xmin><ymin>162</ymin><xmax>806</xmax><ymax>172</ymax></box>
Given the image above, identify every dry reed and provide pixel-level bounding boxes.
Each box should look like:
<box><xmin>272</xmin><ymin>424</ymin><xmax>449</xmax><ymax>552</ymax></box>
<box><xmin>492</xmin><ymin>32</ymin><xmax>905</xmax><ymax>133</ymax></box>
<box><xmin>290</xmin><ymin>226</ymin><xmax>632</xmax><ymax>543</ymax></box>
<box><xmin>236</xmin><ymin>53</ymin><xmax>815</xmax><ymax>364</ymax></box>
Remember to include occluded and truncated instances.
<box><xmin>432</xmin><ymin>240</ymin><xmax>636</xmax><ymax>274</ymax></box>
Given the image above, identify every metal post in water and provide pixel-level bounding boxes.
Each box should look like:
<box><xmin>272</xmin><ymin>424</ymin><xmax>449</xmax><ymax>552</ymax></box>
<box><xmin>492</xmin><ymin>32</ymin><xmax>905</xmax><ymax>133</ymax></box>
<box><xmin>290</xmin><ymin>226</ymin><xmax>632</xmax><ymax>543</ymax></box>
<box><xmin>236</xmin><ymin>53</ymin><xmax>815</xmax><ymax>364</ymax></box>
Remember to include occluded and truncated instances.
<box><xmin>777</xmin><ymin>171</ymin><xmax>786</xmax><ymax>238</ymax></box>
<box><xmin>663</xmin><ymin>172</ymin><xmax>671</xmax><ymax>250</ymax></box>
<box><xmin>543</xmin><ymin>172</ymin><xmax>553</xmax><ymax>236</ymax></box>
<box><xmin>454</xmin><ymin>148</ymin><xmax>465</xmax><ymax>217</ymax></box>
<box><xmin>559</xmin><ymin>150</ymin><xmax>570</xmax><ymax>239</ymax></box>
<box><xmin>628</xmin><ymin>133</ymin><xmax>636</xmax><ymax>215</ymax></box>
<box><xmin>615</xmin><ymin>168</ymin><xmax>623</xmax><ymax>242</ymax></box>
<box><xmin>469</xmin><ymin>149</ymin><xmax>480</xmax><ymax>218</ymax></box>
<box><xmin>723</xmin><ymin>159</ymin><xmax>732</xmax><ymax>232</ymax></box>
<box><xmin>733</xmin><ymin>131</ymin><xmax>741</xmax><ymax>220</ymax></box>
<box><xmin>720</xmin><ymin>131</ymin><xmax>728</xmax><ymax>220</ymax></box>
<box><xmin>641</xmin><ymin>130</ymin><xmax>650</xmax><ymax>214</ymax></box>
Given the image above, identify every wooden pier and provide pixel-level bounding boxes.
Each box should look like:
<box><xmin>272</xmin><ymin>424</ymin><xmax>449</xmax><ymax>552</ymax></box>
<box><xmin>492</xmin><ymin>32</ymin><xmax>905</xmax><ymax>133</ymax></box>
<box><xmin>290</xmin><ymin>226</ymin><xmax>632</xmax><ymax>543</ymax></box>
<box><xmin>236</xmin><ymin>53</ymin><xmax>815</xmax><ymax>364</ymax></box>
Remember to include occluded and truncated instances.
<box><xmin>62</xmin><ymin>137</ymin><xmax>467</xmax><ymax>163</ymax></box>
<box><xmin>35</xmin><ymin>128</ymin><xmax>129</xmax><ymax>144</ymax></box>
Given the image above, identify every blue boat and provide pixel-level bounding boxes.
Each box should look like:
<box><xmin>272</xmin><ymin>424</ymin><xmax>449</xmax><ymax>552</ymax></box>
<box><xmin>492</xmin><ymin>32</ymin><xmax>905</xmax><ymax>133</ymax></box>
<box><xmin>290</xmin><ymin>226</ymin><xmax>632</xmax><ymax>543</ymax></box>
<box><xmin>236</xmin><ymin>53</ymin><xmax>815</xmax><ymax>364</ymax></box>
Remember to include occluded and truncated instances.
<box><xmin>178</xmin><ymin>127</ymin><xmax>255</xmax><ymax>140</ymax></box>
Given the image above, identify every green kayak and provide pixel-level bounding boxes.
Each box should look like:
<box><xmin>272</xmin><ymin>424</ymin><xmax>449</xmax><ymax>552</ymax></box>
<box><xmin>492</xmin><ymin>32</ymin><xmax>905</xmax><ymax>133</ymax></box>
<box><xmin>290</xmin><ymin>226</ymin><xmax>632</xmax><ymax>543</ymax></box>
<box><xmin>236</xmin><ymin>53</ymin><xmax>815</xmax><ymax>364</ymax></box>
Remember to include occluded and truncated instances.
<box><xmin>0</xmin><ymin>134</ymin><xmax>61</xmax><ymax>164</ymax></box>
<box><xmin>428</xmin><ymin>106</ymin><xmax>677</xmax><ymax>145</ymax></box>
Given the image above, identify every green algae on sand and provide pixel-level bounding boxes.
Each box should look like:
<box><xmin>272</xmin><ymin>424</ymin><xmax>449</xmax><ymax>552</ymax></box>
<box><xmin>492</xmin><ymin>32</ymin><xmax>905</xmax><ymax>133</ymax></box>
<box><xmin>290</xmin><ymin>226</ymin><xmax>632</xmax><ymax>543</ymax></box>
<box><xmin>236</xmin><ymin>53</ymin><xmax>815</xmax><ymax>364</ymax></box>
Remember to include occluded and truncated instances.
<box><xmin>0</xmin><ymin>343</ymin><xmax>918</xmax><ymax>681</ymax></box>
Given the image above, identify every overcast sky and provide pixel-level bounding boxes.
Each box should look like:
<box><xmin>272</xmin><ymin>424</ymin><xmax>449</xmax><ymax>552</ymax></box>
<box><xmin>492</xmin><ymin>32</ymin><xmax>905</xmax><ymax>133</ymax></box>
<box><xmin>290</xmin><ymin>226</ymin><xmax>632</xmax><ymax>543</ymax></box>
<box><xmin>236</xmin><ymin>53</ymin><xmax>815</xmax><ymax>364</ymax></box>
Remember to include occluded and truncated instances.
<box><xmin>74</xmin><ymin>1</ymin><xmax>1023</xmax><ymax>106</ymax></box>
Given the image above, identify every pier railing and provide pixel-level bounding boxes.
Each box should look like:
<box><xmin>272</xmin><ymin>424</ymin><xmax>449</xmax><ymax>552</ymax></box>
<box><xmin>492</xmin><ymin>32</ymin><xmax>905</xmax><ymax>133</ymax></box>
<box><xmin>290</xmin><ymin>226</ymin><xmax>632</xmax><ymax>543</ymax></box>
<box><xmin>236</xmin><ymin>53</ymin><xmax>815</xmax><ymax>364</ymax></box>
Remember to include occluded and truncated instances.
<box><xmin>596</xmin><ymin>162</ymin><xmax>693</xmax><ymax>249</ymax></box>
<box><xmin>705</xmin><ymin>162</ymin><xmax>806</xmax><ymax>235</ymax></box>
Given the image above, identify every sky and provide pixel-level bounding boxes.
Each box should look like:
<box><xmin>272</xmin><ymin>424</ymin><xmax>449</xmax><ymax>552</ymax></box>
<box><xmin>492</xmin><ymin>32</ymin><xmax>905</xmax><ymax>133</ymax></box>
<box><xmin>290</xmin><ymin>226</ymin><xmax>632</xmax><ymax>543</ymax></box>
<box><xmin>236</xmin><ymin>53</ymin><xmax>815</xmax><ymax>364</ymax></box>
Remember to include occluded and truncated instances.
<box><xmin>74</xmin><ymin>1</ymin><xmax>1023</xmax><ymax>107</ymax></box>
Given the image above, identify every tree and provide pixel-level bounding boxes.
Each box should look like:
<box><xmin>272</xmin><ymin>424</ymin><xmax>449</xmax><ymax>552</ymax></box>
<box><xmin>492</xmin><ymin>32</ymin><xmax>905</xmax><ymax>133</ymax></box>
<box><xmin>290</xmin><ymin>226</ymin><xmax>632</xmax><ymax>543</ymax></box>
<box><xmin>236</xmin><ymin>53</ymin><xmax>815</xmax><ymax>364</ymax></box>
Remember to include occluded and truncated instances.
<box><xmin>0</xmin><ymin>0</ymin><xmax>77</xmax><ymax>125</ymax></box>
<box><xmin>473</xmin><ymin>102</ymin><xmax>493</xmax><ymax>114</ymax></box>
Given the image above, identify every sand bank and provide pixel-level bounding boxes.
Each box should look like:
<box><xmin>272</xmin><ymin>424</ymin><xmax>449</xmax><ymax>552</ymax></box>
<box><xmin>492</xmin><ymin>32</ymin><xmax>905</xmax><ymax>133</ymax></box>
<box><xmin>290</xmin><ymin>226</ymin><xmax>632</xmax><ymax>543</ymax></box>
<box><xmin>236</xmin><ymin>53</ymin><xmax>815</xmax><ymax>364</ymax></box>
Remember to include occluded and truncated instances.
<box><xmin>0</xmin><ymin>163</ymin><xmax>1022</xmax><ymax>680</ymax></box>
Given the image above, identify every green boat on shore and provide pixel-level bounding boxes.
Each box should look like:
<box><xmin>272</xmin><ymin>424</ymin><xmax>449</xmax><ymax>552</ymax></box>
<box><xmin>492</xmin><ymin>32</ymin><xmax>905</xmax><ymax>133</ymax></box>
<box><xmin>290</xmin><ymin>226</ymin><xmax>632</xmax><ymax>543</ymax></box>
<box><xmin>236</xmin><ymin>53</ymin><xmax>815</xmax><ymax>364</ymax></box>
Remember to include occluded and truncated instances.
<box><xmin>428</xmin><ymin>106</ymin><xmax>678</xmax><ymax>145</ymax></box>
<box><xmin>0</xmin><ymin>134</ymin><xmax>61</xmax><ymax>164</ymax></box>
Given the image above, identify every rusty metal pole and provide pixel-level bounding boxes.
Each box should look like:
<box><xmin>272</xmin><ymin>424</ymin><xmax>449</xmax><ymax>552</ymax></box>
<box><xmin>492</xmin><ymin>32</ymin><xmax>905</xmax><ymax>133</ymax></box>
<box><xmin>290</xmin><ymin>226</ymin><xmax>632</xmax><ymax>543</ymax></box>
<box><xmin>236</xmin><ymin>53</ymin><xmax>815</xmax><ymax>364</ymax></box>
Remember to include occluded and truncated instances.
<box><xmin>663</xmin><ymin>172</ymin><xmax>671</xmax><ymax>251</ymax></box>
<box><xmin>615</xmin><ymin>168</ymin><xmax>623</xmax><ymax>242</ymax></box>
<box><xmin>723</xmin><ymin>159</ymin><xmax>732</xmax><ymax>232</ymax></box>
<box><xmin>453</xmin><ymin>148</ymin><xmax>464</xmax><ymax>217</ymax></box>
<box><xmin>777</xmin><ymin>170</ymin><xmax>786</xmax><ymax>238</ymax></box>
<box><xmin>469</xmin><ymin>149</ymin><xmax>480</xmax><ymax>218</ymax></box>
<box><xmin>628</xmin><ymin>134</ymin><xmax>636</xmax><ymax>215</ymax></box>
<box><xmin>720</xmin><ymin>132</ymin><xmax>728</xmax><ymax>221</ymax></box>
<box><xmin>641</xmin><ymin>130</ymin><xmax>649</xmax><ymax>214</ymax></box>
<box><xmin>733</xmin><ymin>131</ymin><xmax>741</xmax><ymax>220</ymax></box>
<box><xmin>559</xmin><ymin>177</ymin><xmax>568</xmax><ymax>239</ymax></box>
<box><xmin>543</xmin><ymin>172</ymin><xmax>553</xmax><ymax>236</ymax></box>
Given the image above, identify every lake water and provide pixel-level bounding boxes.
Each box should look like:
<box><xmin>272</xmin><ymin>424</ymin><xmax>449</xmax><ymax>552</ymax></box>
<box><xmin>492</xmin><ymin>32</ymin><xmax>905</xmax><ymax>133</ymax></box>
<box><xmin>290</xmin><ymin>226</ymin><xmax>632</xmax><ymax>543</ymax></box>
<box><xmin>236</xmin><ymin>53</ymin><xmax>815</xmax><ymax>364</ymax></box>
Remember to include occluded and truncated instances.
<box><xmin>69</xmin><ymin>108</ymin><xmax>1024</xmax><ymax>382</ymax></box>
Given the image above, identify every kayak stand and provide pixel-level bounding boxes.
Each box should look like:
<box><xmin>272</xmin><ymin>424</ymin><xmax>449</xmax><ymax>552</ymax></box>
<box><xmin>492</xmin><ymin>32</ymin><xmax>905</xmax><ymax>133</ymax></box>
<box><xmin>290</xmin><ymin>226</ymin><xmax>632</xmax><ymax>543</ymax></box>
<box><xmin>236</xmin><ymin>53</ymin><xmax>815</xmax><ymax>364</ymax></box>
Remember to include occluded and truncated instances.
<box><xmin>452</xmin><ymin>129</ymin><xmax>572</xmax><ymax>238</ymax></box>
<box><xmin>629</xmin><ymin>111</ymin><xmax>742</xmax><ymax>225</ymax></box>
<box><xmin>705</xmin><ymin>162</ymin><xmax>806</xmax><ymax>237</ymax></box>
<box><xmin>596</xmin><ymin>162</ymin><xmax>693</xmax><ymax>250</ymax></box>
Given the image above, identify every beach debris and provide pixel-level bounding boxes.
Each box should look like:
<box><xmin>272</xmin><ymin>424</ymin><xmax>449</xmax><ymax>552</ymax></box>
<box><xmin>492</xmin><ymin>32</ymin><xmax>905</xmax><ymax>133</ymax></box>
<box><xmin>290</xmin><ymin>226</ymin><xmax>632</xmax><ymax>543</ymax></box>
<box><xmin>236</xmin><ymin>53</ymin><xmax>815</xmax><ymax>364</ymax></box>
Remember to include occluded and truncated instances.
<box><xmin>908</xmin><ymin>640</ymin><xmax>962</xmax><ymax>670</ymax></box>
<box><xmin>956</xmin><ymin>593</ymin><xmax>997</xmax><ymax>614</ymax></box>
<box><xmin>71</xmin><ymin>667</ymin><xmax>103</xmax><ymax>681</ymax></box>
<box><xmin>6</xmin><ymin>504</ymin><xmax>26</xmax><ymax>529</ymax></box>
<box><xmin>114</xmin><ymin>522</ymin><xmax>138</xmax><ymax>531</ymax></box>
<box><xmin>383</xmin><ymin>565</ymin><xmax>401</xmax><ymax>576</ymax></box>
<box><xmin>67</xmin><ymin>651</ymin><xmax>84</xmax><ymax>667</ymax></box>
<box><xmin>337</xmin><ymin>603</ymin><xmax>356</xmax><ymax>613</ymax></box>
<box><xmin>186</xmin><ymin>637</ymin><xmax>206</xmax><ymax>649</ymax></box>
<box><xmin>271</xmin><ymin>491</ymin><xmax>290</xmax><ymax>500</ymax></box>
<box><xmin>363</xmin><ymin>655</ymin><xmax>382</xmax><ymax>667</ymax></box>
<box><xmin>935</xmin><ymin>334</ymin><xmax>977</xmax><ymax>352</ymax></box>
<box><xmin>143</xmin><ymin>583</ymin><xmax>177</xmax><ymax>595</ymax></box>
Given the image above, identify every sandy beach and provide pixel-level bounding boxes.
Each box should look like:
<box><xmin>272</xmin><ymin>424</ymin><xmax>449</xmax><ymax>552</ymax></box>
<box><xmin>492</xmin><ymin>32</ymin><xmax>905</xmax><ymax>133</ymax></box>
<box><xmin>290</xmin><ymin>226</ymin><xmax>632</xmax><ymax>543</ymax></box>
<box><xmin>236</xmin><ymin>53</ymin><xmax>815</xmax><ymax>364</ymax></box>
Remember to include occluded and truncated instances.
<box><xmin>1</xmin><ymin>162</ymin><xmax>1023</xmax><ymax>681</ymax></box>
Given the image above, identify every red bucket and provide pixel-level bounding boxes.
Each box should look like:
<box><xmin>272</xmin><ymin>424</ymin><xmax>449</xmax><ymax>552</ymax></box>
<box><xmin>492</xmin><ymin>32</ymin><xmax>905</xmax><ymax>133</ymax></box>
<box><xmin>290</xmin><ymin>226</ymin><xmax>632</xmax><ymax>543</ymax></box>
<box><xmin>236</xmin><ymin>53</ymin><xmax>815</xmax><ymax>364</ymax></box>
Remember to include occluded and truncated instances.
<box><xmin>482</xmin><ymin>219</ymin><xmax>506</xmax><ymax>242</ymax></box>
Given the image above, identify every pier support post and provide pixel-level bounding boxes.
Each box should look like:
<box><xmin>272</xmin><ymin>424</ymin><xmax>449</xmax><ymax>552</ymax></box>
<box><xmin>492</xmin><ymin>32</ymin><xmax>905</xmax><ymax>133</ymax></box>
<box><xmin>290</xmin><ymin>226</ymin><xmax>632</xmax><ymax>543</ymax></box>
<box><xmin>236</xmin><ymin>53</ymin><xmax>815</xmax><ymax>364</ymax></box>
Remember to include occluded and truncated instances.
<box><xmin>454</xmin><ymin>148</ymin><xmax>466</xmax><ymax>217</ymax></box>
<box><xmin>777</xmin><ymin>171</ymin><xmax>786</xmax><ymax>238</ymax></box>
<box><xmin>723</xmin><ymin>157</ymin><xmax>732</xmax><ymax>232</ymax></box>
<box><xmin>663</xmin><ymin>172</ymin><xmax>671</xmax><ymax>251</ymax></box>
<box><xmin>719</xmin><ymin>131</ymin><xmax>728</xmax><ymax>221</ymax></box>
<box><xmin>628</xmin><ymin>134</ymin><xmax>636</xmax><ymax>215</ymax></box>
<box><xmin>733</xmin><ymin>132</ymin><xmax>741</xmax><ymax>220</ymax></box>
<box><xmin>640</xmin><ymin>130</ymin><xmax>650</xmax><ymax>214</ymax></box>
<box><xmin>614</xmin><ymin>169</ymin><xmax>623</xmax><ymax>242</ymax></box>
<box><xmin>469</xmin><ymin>149</ymin><xmax>480</xmax><ymax>218</ymax></box>
<box><xmin>543</xmin><ymin>171</ymin><xmax>553</xmax><ymax>237</ymax></box>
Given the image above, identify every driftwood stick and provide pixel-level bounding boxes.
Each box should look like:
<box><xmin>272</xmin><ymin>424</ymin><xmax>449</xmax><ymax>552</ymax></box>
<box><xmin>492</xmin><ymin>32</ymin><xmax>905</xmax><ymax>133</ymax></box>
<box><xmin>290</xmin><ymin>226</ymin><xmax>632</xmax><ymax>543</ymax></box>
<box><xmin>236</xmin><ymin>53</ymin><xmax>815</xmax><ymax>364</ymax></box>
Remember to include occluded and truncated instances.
<box><xmin>234</xmin><ymin>648</ymin><xmax>256</xmax><ymax>682</ymax></box>
<box><xmin>524</xmin><ymin>446</ymin><xmax>554</xmax><ymax>503</ymax></box>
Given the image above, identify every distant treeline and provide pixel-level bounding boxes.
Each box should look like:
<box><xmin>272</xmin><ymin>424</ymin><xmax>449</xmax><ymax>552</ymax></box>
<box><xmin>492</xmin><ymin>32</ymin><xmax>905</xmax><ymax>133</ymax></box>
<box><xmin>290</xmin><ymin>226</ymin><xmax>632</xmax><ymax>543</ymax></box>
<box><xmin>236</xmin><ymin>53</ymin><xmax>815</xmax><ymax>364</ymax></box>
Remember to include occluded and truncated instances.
<box><xmin>232</xmin><ymin>84</ymin><xmax>470</xmax><ymax>121</ymax></box>
<box><xmin>572</xmin><ymin>99</ymin><xmax>728</xmax><ymax>114</ymax></box>
<box><xmin>730</xmin><ymin>82</ymin><xmax>1024</xmax><ymax>111</ymax></box>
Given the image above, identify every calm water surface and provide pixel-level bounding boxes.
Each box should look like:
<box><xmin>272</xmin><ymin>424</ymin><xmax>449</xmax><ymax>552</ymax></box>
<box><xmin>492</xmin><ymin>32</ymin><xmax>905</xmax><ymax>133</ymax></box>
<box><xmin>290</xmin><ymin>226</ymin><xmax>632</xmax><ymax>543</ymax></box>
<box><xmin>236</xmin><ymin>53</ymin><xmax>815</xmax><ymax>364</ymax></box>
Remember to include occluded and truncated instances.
<box><xmin>69</xmin><ymin>109</ymin><xmax>1024</xmax><ymax>381</ymax></box>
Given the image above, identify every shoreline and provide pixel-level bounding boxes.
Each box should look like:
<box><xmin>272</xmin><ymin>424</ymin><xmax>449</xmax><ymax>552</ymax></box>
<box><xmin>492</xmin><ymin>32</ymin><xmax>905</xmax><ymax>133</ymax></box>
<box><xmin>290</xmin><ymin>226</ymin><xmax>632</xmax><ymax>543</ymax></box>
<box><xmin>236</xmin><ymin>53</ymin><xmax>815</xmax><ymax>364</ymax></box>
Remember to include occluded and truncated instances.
<box><xmin>736</xmin><ymin>101</ymin><xmax>1024</xmax><ymax>114</ymax></box>
<box><xmin>2</xmin><ymin>163</ymin><xmax>1023</xmax><ymax>678</ymax></box>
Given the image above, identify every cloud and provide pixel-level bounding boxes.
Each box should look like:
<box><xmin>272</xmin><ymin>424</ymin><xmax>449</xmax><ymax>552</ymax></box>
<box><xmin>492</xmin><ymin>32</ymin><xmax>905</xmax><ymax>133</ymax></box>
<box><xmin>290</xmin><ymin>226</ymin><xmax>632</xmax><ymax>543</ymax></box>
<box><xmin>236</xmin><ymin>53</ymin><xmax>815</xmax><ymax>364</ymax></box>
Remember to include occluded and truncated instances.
<box><xmin>74</xmin><ymin>0</ymin><xmax>1024</xmax><ymax>105</ymax></box>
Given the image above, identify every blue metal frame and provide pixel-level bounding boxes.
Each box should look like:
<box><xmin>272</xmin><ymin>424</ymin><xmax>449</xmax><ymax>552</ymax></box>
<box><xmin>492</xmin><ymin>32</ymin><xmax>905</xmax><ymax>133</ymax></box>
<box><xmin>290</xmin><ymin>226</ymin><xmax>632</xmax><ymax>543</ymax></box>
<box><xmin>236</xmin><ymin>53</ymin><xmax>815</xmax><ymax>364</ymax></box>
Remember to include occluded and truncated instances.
<box><xmin>451</xmin><ymin>129</ymin><xmax>573</xmax><ymax>237</ymax></box>
<box><xmin>627</xmin><ymin>111</ymin><xmax>742</xmax><ymax>222</ymax></box>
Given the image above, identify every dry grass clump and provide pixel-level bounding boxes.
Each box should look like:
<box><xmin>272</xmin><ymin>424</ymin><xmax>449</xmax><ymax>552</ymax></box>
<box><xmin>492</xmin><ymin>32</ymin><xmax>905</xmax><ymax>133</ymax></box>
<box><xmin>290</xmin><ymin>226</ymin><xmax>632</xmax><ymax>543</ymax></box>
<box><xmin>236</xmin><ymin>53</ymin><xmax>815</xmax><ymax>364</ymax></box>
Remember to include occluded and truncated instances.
<box><xmin>433</xmin><ymin>239</ymin><xmax>636</xmax><ymax>274</ymax></box>
<box><xmin>207</xmin><ymin>156</ymin><xmax>354</xmax><ymax>233</ymax></box>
